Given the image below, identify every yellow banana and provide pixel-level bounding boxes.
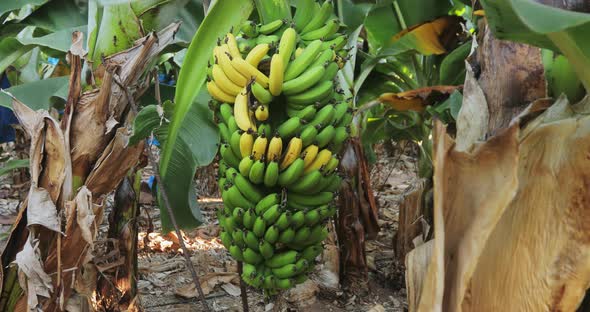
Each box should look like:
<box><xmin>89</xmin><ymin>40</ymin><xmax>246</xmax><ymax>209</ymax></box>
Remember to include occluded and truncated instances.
<box><xmin>280</xmin><ymin>136</ymin><xmax>303</xmax><ymax>169</ymax></box>
<box><xmin>266</xmin><ymin>134</ymin><xmax>283</xmax><ymax>162</ymax></box>
<box><xmin>239</xmin><ymin>128</ymin><xmax>255</xmax><ymax>158</ymax></box>
<box><xmin>226</xmin><ymin>33</ymin><xmax>242</xmax><ymax>59</ymax></box>
<box><xmin>269</xmin><ymin>54</ymin><xmax>284</xmax><ymax>96</ymax></box>
<box><xmin>304</xmin><ymin>148</ymin><xmax>332</xmax><ymax>174</ymax></box>
<box><xmin>215</xmin><ymin>45</ymin><xmax>248</xmax><ymax>86</ymax></box>
<box><xmin>231</xmin><ymin>57</ymin><xmax>269</xmax><ymax>88</ymax></box>
<box><xmin>255</xmin><ymin>104</ymin><xmax>269</xmax><ymax>121</ymax></box>
<box><xmin>212</xmin><ymin>64</ymin><xmax>242</xmax><ymax>95</ymax></box>
<box><xmin>245</xmin><ymin>44</ymin><xmax>269</xmax><ymax>67</ymax></box>
<box><xmin>207</xmin><ymin>80</ymin><xmax>235</xmax><ymax>103</ymax></box>
<box><xmin>278</xmin><ymin>27</ymin><xmax>297</xmax><ymax>66</ymax></box>
<box><xmin>234</xmin><ymin>88</ymin><xmax>256</xmax><ymax>131</ymax></box>
<box><xmin>302</xmin><ymin>144</ymin><xmax>319</xmax><ymax>168</ymax></box>
<box><xmin>252</xmin><ymin>132</ymin><xmax>268</xmax><ymax>160</ymax></box>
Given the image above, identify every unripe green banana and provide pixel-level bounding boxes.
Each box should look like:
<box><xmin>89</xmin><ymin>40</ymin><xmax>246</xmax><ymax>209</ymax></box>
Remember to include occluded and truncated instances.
<box><xmin>304</xmin><ymin>208</ymin><xmax>321</xmax><ymax>226</ymax></box>
<box><xmin>233</xmin><ymin>172</ymin><xmax>264</xmax><ymax>202</ymax></box>
<box><xmin>239</xmin><ymin>155</ymin><xmax>255</xmax><ymax>177</ymax></box>
<box><xmin>310</xmin><ymin>49</ymin><xmax>335</xmax><ymax>68</ymax></box>
<box><xmin>253</xmin><ymin>216</ymin><xmax>267</xmax><ymax>238</ymax></box>
<box><xmin>287</xmin><ymin>80</ymin><xmax>334</xmax><ymax>105</ymax></box>
<box><xmin>301</xmin><ymin>243</ymin><xmax>323</xmax><ymax>261</ymax></box>
<box><xmin>290</xmin><ymin>211</ymin><xmax>306</xmax><ymax>229</ymax></box>
<box><xmin>318</xmin><ymin>204</ymin><xmax>336</xmax><ymax>219</ymax></box>
<box><xmin>240</xmin><ymin>20</ymin><xmax>258</xmax><ymax>37</ymax></box>
<box><xmin>287</xmin><ymin>104</ymin><xmax>317</xmax><ymax>121</ymax></box>
<box><xmin>332</xmin><ymin>101</ymin><xmax>349</xmax><ymax>124</ymax></box>
<box><xmin>316</xmin><ymin>124</ymin><xmax>335</xmax><ymax>148</ymax></box>
<box><xmin>312</xmin><ymin>172</ymin><xmax>332</xmax><ymax>193</ymax></box>
<box><xmin>262</xmin><ymin>204</ymin><xmax>281</xmax><ymax>224</ymax></box>
<box><xmin>324</xmin><ymin>156</ymin><xmax>339</xmax><ymax>173</ymax></box>
<box><xmin>321</xmin><ymin>62</ymin><xmax>340</xmax><ymax>81</ymax></box>
<box><xmin>265</xmin><ymin>250</ymin><xmax>299</xmax><ymax>268</ymax></box>
<box><xmin>278</xmin><ymin>27</ymin><xmax>297</xmax><ymax>66</ymax></box>
<box><xmin>331</xmin><ymin>126</ymin><xmax>349</xmax><ymax>149</ymax></box>
<box><xmin>232</xmin><ymin>229</ymin><xmax>246</xmax><ymax>248</ymax></box>
<box><xmin>283</xmin><ymin>66</ymin><xmax>326</xmax><ymax>95</ymax></box>
<box><xmin>258</xmin><ymin>19</ymin><xmax>284</xmax><ymax>35</ymax></box>
<box><xmin>220</xmin><ymin>143</ymin><xmax>240</xmax><ymax>168</ymax></box>
<box><xmin>219</xmin><ymin>103</ymin><xmax>233</xmax><ymax>125</ymax></box>
<box><xmin>248</xmin><ymin>158</ymin><xmax>266</xmax><ymax>184</ymax></box>
<box><xmin>293</xmin><ymin>0</ymin><xmax>316</xmax><ymax>32</ymax></box>
<box><xmin>309</xmin><ymin>104</ymin><xmax>335</xmax><ymax>128</ymax></box>
<box><xmin>242</xmin><ymin>273</ymin><xmax>264</xmax><ymax>288</ymax></box>
<box><xmin>294</xmin><ymin>258</ymin><xmax>309</xmax><ymax>273</ymax></box>
<box><xmin>229</xmin><ymin>245</ymin><xmax>244</xmax><ymax>261</ymax></box>
<box><xmin>218</xmin><ymin>160</ymin><xmax>228</xmax><ymax>177</ymax></box>
<box><xmin>263</xmin><ymin>275</ymin><xmax>275</xmax><ymax>289</ymax></box>
<box><xmin>292</xmin><ymin>226</ymin><xmax>311</xmax><ymax>245</ymax></box>
<box><xmin>277</xmin><ymin>116</ymin><xmax>303</xmax><ymax>138</ymax></box>
<box><xmin>244</xmin><ymin>230</ymin><xmax>260</xmax><ymax>251</ymax></box>
<box><xmin>278</xmin><ymin>227</ymin><xmax>296</xmax><ymax>243</ymax></box>
<box><xmin>218</xmin><ymin>123</ymin><xmax>231</xmax><ymax>143</ymax></box>
<box><xmin>243</xmin><ymin>262</ymin><xmax>258</xmax><ymax>280</ymax></box>
<box><xmin>237</xmin><ymin>37</ymin><xmax>255</xmax><ymax>54</ymax></box>
<box><xmin>219</xmin><ymin>231</ymin><xmax>232</xmax><ymax>249</ymax></box>
<box><xmin>230</xmin><ymin>129</ymin><xmax>242</xmax><ymax>157</ymax></box>
<box><xmin>256</xmin><ymin>34</ymin><xmax>280</xmax><ymax>45</ymax></box>
<box><xmin>243</xmin><ymin>247</ymin><xmax>263</xmax><ymax>264</ymax></box>
<box><xmin>294</xmin><ymin>273</ymin><xmax>309</xmax><ymax>285</ymax></box>
<box><xmin>226</xmin><ymin>185</ymin><xmax>255</xmax><ymax>209</ymax></box>
<box><xmin>224</xmin><ymin>167</ymin><xmax>237</xmax><ymax>184</ymax></box>
<box><xmin>243</xmin><ymin>208</ymin><xmax>256</xmax><ymax>229</ymax></box>
<box><xmin>221</xmin><ymin>187</ymin><xmax>235</xmax><ymax>211</ymax></box>
<box><xmin>289</xmin><ymin>191</ymin><xmax>334</xmax><ymax>206</ymax></box>
<box><xmin>288</xmin><ymin>169</ymin><xmax>322</xmax><ymax>193</ymax></box>
<box><xmin>251</xmin><ymin>82</ymin><xmax>273</xmax><ymax>104</ymax></box>
<box><xmin>227</xmin><ymin>116</ymin><xmax>239</xmax><ymax>134</ymax></box>
<box><xmin>232</xmin><ymin>207</ymin><xmax>245</xmax><ymax>224</ymax></box>
<box><xmin>337</xmin><ymin>109</ymin><xmax>353</xmax><ymax>127</ymax></box>
<box><xmin>323</xmin><ymin>174</ymin><xmax>342</xmax><ymax>192</ymax></box>
<box><xmin>301</xmin><ymin>19</ymin><xmax>340</xmax><ymax>41</ymax></box>
<box><xmin>275</xmin><ymin>211</ymin><xmax>291</xmax><ymax>230</ymax></box>
<box><xmin>259</xmin><ymin>240</ymin><xmax>275</xmax><ymax>259</ymax></box>
<box><xmin>300</xmin><ymin>124</ymin><xmax>321</xmax><ymax>147</ymax></box>
<box><xmin>306</xmin><ymin>224</ymin><xmax>329</xmax><ymax>245</ymax></box>
<box><xmin>263</xmin><ymin>160</ymin><xmax>279</xmax><ymax>187</ymax></box>
<box><xmin>285</xmin><ymin>40</ymin><xmax>323</xmax><ymax>80</ymax></box>
<box><xmin>255</xmin><ymin>193</ymin><xmax>280</xmax><ymax>215</ymax></box>
<box><xmin>321</xmin><ymin>34</ymin><xmax>347</xmax><ymax>51</ymax></box>
<box><xmin>272</xmin><ymin>263</ymin><xmax>299</xmax><ymax>279</ymax></box>
<box><xmin>278</xmin><ymin>157</ymin><xmax>305</xmax><ymax>187</ymax></box>
<box><xmin>301</xmin><ymin>0</ymin><xmax>333</xmax><ymax>34</ymax></box>
<box><xmin>275</xmin><ymin>278</ymin><xmax>295</xmax><ymax>290</ymax></box>
<box><xmin>258</xmin><ymin>124</ymin><xmax>273</xmax><ymax>138</ymax></box>
<box><xmin>264</xmin><ymin>225</ymin><xmax>280</xmax><ymax>244</ymax></box>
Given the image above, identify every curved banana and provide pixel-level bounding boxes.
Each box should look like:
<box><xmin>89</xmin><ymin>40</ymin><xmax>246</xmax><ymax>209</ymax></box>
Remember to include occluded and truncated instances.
<box><xmin>245</xmin><ymin>43</ymin><xmax>269</xmax><ymax>67</ymax></box>
<box><xmin>252</xmin><ymin>131</ymin><xmax>268</xmax><ymax>160</ymax></box>
<box><xmin>282</xmin><ymin>65</ymin><xmax>325</xmax><ymax>95</ymax></box>
<box><xmin>304</xmin><ymin>148</ymin><xmax>332</xmax><ymax>173</ymax></box>
<box><xmin>301</xmin><ymin>0</ymin><xmax>333</xmax><ymax>34</ymax></box>
<box><xmin>278</xmin><ymin>27</ymin><xmax>297</xmax><ymax>66</ymax></box>
<box><xmin>301</xmin><ymin>19</ymin><xmax>340</xmax><ymax>41</ymax></box>
<box><xmin>286</xmin><ymin>80</ymin><xmax>334</xmax><ymax>105</ymax></box>
<box><xmin>293</xmin><ymin>0</ymin><xmax>315</xmax><ymax>31</ymax></box>
<box><xmin>280</xmin><ymin>136</ymin><xmax>303</xmax><ymax>169</ymax></box>
<box><xmin>207</xmin><ymin>80</ymin><xmax>235</xmax><ymax>103</ymax></box>
<box><xmin>226</xmin><ymin>32</ymin><xmax>242</xmax><ymax>59</ymax></box>
<box><xmin>284</xmin><ymin>40</ymin><xmax>323</xmax><ymax>81</ymax></box>
<box><xmin>302</xmin><ymin>144</ymin><xmax>319</xmax><ymax>168</ymax></box>
<box><xmin>258</xmin><ymin>19</ymin><xmax>284</xmax><ymax>35</ymax></box>
<box><xmin>266</xmin><ymin>134</ymin><xmax>283</xmax><ymax>161</ymax></box>
<box><xmin>212</xmin><ymin>64</ymin><xmax>242</xmax><ymax>96</ymax></box>
<box><xmin>231</xmin><ymin>57</ymin><xmax>270</xmax><ymax>88</ymax></box>
<box><xmin>214</xmin><ymin>45</ymin><xmax>248</xmax><ymax>86</ymax></box>
<box><xmin>269</xmin><ymin>54</ymin><xmax>284</xmax><ymax>96</ymax></box>
<box><xmin>234</xmin><ymin>88</ymin><xmax>256</xmax><ymax>131</ymax></box>
<box><xmin>239</xmin><ymin>128</ymin><xmax>255</xmax><ymax>158</ymax></box>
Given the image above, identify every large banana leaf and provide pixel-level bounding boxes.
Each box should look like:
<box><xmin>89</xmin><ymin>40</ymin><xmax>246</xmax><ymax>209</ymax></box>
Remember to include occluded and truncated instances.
<box><xmin>0</xmin><ymin>76</ymin><xmax>68</xmax><ymax>110</ymax></box>
<box><xmin>480</xmin><ymin>0</ymin><xmax>590</xmax><ymax>90</ymax></box>
<box><xmin>157</xmin><ymin>0</ymin><xmax>254</xmax><ymax>231</ymax></box>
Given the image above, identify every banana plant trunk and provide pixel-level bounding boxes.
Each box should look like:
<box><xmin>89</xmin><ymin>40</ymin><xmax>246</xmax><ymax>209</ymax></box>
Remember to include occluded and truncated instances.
<box><xmin>0</xmin><ymin>24</ymin><xmax>178</xmax><ymax>311</ymax></box>
<box><xmin>336</xmin><ymin>136</ymin><xmax>379</xmax><ymax>290</ymax></box>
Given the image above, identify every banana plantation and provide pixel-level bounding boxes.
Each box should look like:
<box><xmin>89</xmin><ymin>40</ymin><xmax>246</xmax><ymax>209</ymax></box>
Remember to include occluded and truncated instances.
<box><xmin>0</xmin><ymin>0</ymin><xmax>590</xmax><ymax>311</ymax></box>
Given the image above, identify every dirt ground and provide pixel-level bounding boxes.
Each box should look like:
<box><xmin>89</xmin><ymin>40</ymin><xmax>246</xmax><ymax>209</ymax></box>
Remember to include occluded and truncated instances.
<box><xmin>0</xmin><ymin>141</ymin><xmax>420</xmax><ymax>312</ymax></box>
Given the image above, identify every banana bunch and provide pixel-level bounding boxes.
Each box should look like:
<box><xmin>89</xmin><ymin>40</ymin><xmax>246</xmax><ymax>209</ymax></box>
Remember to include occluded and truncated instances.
<box><xmin>208</xmin><ymin>0</ymin><xmax>354</xmax><ymax>293</ymax></box>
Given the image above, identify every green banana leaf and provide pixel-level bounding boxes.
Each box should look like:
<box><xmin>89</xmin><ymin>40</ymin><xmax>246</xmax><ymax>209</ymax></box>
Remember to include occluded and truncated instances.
<box><xmin>21</xmin><ymin>0</ymin><xmax>86</xmax><ymax>31</ymax></box>
<box><xmin>0</xmin><ymin>76</ymin><xmax>69</xmax><ymax>110</ymax></box>
<box><xmin>542</xmin><ymin>50</ymin><xmax>585</xmax><ymax>103</ymax></box>
<box><xmin>0</xmin><ymin>36</ymin><xmax>32</xmax><ymax>74</ymax></box>
<box><xmin>17</xmin><ymin>25</ymin><xmax>87</xmax><ymax>52</ymax></box>
<box><xmin>0</xmin><ymin>0</ymin><xmax>48</xmax><ymax>21</ymax></box>
<box><xmin>480</xmin><ymin>0</ymin><xmax>590</xmax><ymax>91</ymax></box>
<box><xmin>158</xmin><ymin>0</ymin><xmax>254</xmax><ymax>231</ymax></box>
<box><xmin>255</xmin><ymin>0</ymin><xmax>291</xmax><ymax>24</ymax></box>
<box><xmin>0</xmin><ymin>159</ymin><xmax>29</xmax><ymax>177</ymax></box>
<box><xmin>439</xmin><ymin>40</ymin><xmax>471</xmax><ymax>85</ymax></box>
<box><xmin>363</xmin><ymin>2</ymin><xmax>400</xmax><ymax>53</ymax></box>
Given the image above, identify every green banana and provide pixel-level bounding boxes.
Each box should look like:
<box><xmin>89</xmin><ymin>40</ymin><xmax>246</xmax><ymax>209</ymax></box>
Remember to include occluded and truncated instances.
<box><xmin>232</xmin><ymin>229</ymin><xmax>246</xmax><ymax>248</ymax></box>
<box><xmin>292</xmin><ymin>226</ymin><xmax>311</xmax><ymax>245</ymax></box>
<box><xmin>323</xmin><ymin>174</ymin><xmax>342</xmax><ymax>192</ymax></box>
<box><xmin>226</xmin><ymin>185</ymin><xmax>255</xmax><ymax>209</ymax></box>
<box><xmin>294</xmin><ymin>273</ymin><xmax>308</xmax><ymax>285</ymax></box>
<box><xmin>300</xmin><ymin>124</ymin><xmax>321</xmax><ymax>147</ymax></box>
<box><xmin>278</xmin><ymin>227</ymin><xmax>296</xmax><ymax>243</ymax></box>
<box><xmin>243</xmin><ymin>247</ymin><xmax>263</xmax><ymax>264</ymax></box>
<box><xmin>253</xmin><ymin>216</ymin><xmax>267</xmax><ymax>238</ymax></box>
<box><xmin>259</xmin><ymin>240</ymin><xmax>275</xmax><ymax>259</ymax></box>
<box><xmin>287</xmin><ymin>104</ymin><xmax>317</xmax><ymax>120</ymax></box>
<box><xmin>229</xmin><ymin>245</ymin><xmax>244</xmax><ymax>261</ymax></box>
<box><xmin>265</xmin><ymin>250</ymin><xmax>299</xmax><ymax>268</ymax></box>
<box><xmin>255</xmin><ymin>193</ymin><xmax>280</xmax><ymax>215</ymax></box>
<box><xmin>294</xmin><ymin>258</ymin><xmax>309</xmax><ymax>273</ymax></box>
<box><xmin>283</xmin><ymin>66</ymin><xmax>326</xmax><ymax>95</ymax></box>
<box><xmin>322</xmin><ymin>34</ymin><xmax>347</xmax><ymax>50</ymax></box>
<box><xmin>284</xmin><ymin>40</ymin><xmax>323</xmax><ymax>80</ymax></box>
<box><xmin>278</xmin><ymin>27</ymin><xmax>297</xmax><ymax>66</ymax></box>
<box><xmin>233</xmin><ymin>172</ymin><xmax>264</xmax><ymax>202</ymax></box>
<box><xmin>221</xmin><ymin>187</ymin><xmax>235</xmax><ymax>211</ymax></box>
<box><xmin>272</xmin><ymin>263</ymin><xmax>299</xmax><ymax>279</ymax></box>
<box><xmin>251</xmin><ymin>82</ymin><xmax>273</xmax><ymax>104</ymax></box>
<box><xmin>310</xmin><ymin>49</ymin><xmax>335</xmax><ymax>68</ymax></box>
<box><xmin>278</xmin><ymin>157</ymin><xmax>305</xmax><ymax>187</ymax></box>
<box><xmin>232</xmin><ymin>207</ymin><xmax>244</xmax><ymax>224</ymax></box>
<box><xmin>239</xmin><ymin>155</ymin><xmax>255</xmax><ymax>177</ymax></box>
<box><xmin>256</xmin><ymin>34</ymin><xmax>280</xmax><ymax>45</ymax></box>
<box><xmin>304</xmin><ymin>208</ymin><xmax>321</xmax><ymax>226</ymax></box>
<box><xmin>264</xmin><ymin>225</ymin><xmax>280</xmax><ymax>244</ymax></box>
<box><xmin>289</xmin><ymin>191</ymin><xmax>334</xmax><ymax>206</ymax></box>
<box><xmin>301</xmin><ymin>0</ymin><xmax>333</xmax><ymax>34</ymax></box>
<box><xmin>240</xmin><ymin>20</ymin><xmax>258</xmax><ymax>38</ymax></box>
<box><xmin>227</xmin><ymin>116</ymin><xmax>239</xmax><ymax>134</ymax></box>
<box><xmin>306</xmin><ymin>224</ymin><xmax>329</xmax><ymax>245</ymax></box>
<box><xmin>258</xmin><ymin>19</ymin><xmax>284</xmax><ymax>35</ymax></box>
<box><xmin>287</xmin><ymin>80</ymin><xmax>334</xmax><ymax>105</ymax></box>
<box><xmin>301</xmin><ymin>243</ymin><xmax>323</xmax><ymax>261</ymax></box>
<box><xmin>324</xmin><ymin>156</ymin><xmax>339</xmax><ymax>173</ymax></box>
<box><xmin>288</xmin><ymin>169</ymin><xmax>322</xmax><ymax>193</ymax></box>
<box><xmin>263</xmin><ymin>160</ymin><xmax>279</xmax><ymax>187</ymax></box>
<box><xmin>218</xmin><ymin>123</ymin><xmax>231</xmax><ymax>143</ymax></box>
<box><xmin>230</xmin><ymin>130</ymin><xmax>242</xmax><ymax>156</ymax></box>
<box><xmin>332</xmin><ymin>101</ymin><xmax>349</xmax><ymax>124</ymax></box>
<box><xmin>242</xmin><ymin>262</ymin><xmax>258</xmax><ymax>279</ymax></box>
<box><xmin>313</xmin><ymin>173</ymin><xmax>333</xmax><ymax>192</ymax></box>
<box><xmin>262</xmin><ymin>204</ymin><xmax>281</xmax><ymax>224</ymax></box>
<box><xmin>219</xmin><ymin>231</ymin><xmax>232</xmax><ymax>249</ymax></box>
<box><xmin>293</xmin><ymin>0</ymin><xmax>316</xmax><ymax>31</ymax></box>
<box><xmin>224</xmin><ymin>167</ymin><xmax>237</xmax><ymax>184</ymax></box>
<box><xmin>318</xmin><ymin>204</ymin><xmax>336</xmax><ymax>219</ymax></box>
<box><xmin>219</xmin><ymin>103</ymin><xmax>233</xmax><ymax>124</ymax></box>
<box><xmin>242</xmin><ymin>273</ymin><xmax>263</xmax><ymax>288</ymax></box>
<box><xmin>301</xmin><ymin>19</ymin><xmax>340</xmax><ymax>41</ymax></box>
<box><xmin>243</xmin><ymin>208</ymin><xmax>256</xmax><ymax>229</ymax></box>
<box><xmin>275</xmin><ymin>278</ymin><xmax>295</xmax><ymax>290</ymax></box>
<box><xmin>258</xmin><ymin>124</ymin><xmax>273</xmax><ymax>138</ymax></box>
<box><xmin>316</xmin><ymin>124</ymin><xmax>335</xmax><ymax>148</ymax></box>
<box><xmin>275</xmin><ymin>211</ymin><xmax>291</xmax><ymax>230</ymax></box>
<box><xmin>218</xmin><ymin>160</ymin><xmax>228</xmax><ymax>176</ymax></box>
<box><xmin>244</xmin><ymin>230</ymin><xmax>260</xmax><ymax>251</ymax></box>
<box><xmin>321</xmin><ymin>62</ymin><xmax>340</xmax><ymax>81</ymax></box>
<box><xmin>220</xmin><ymin>143</ymin><xmax>240</xmax><ymax>168</ymax></box>
<box><xmin>263</xmin><ymin>275</ymin><xmax>275</xmax><ymax>289</ymax></box>
<box><xmin>277</xmin><ymin>116</ymin><xmax>303</xmax><ymax>138</ymax></box>
<box><xmin>290</xmin><ymin>211</ymin><xmax>306</xmax><ymax>229</ymax></box>
<box><xmin>337</xmin><ymin>109</ymin><xmax>353</xmax><ymax>127</ymax></box>
<box><xmin>309</xmin><ymin>104</ymin><xmax>335</xmax><ymax>127</ymax></box>
<box><xmin>248</xmin><ymin>158</ymin><xmax>266</xmax><ymax>184</ymax></box>
<box><xmin>331</xmin><ymin>126</ymin><xmax>349</xmax><ymax>148</ymax></box>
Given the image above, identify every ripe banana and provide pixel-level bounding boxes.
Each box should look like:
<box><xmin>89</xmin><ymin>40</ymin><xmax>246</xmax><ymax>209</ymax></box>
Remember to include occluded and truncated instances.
<box><xmin>212</xmin><ymin>64</ymin><xmax>242</xmax><ymax>95</ymax></box>
<box><xmin>245</xmin><ymin>43</ymin><xmax>269</xmax><ymax>67</ymax></box>
<box><xmin>234</xmin><ymin>88</ymin><xmax>257</xmax><ymax>131</ymax></box>
<box><xmin>269</xmin><ymin>54</ymin><xmax>284</xmax><ymax>96</ymax></box>
<box><xmin>252</xmin><ymin>131</ymin><xmax>268</xmax><ymax>160</ymax></box>
<box><xmin>304</xmin><ymin>148</ymin><xmax>332</xmax><ymax>173</ymax></box>
<box><xmin>207</xmin><ymin>80</ymin><xmax>235</xmax><ymax>103</ymax></box>
<box><xmin>302</xmin><ymin>144</ymin><xmax>319</xmax><ymax>167</ymax></box>
<box><xmin>279</xmin><ymin>137</ymin><xmax>302</xmax><ymax>170</ymax></box>
<box><xmin>215</xmin><ymin>45</ymin><xmax>248</xmax><ymax>86</ymax></box>
<box><xmin>239</xmin><ymin>129</ymin><xmax>255</xmax><ymax>158</ymax></box>
<box><xmin>226</xmin><ymin>33</ymin><xmax>242</xmax><ymax>59</ymax></box>
<box><xmin>231</xmin><ymin>57</ymin><xmax>270</xmax><ymax>88</ymax></box>
<box><xmin>266</xmin><ymin>134</ymin><xmax>283</xmax><ymax>161</ymax></box>
<box><xmin>255</xmin><ymin>104</ymin><xmax>269</xmax><ymax>121</ymax></box>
